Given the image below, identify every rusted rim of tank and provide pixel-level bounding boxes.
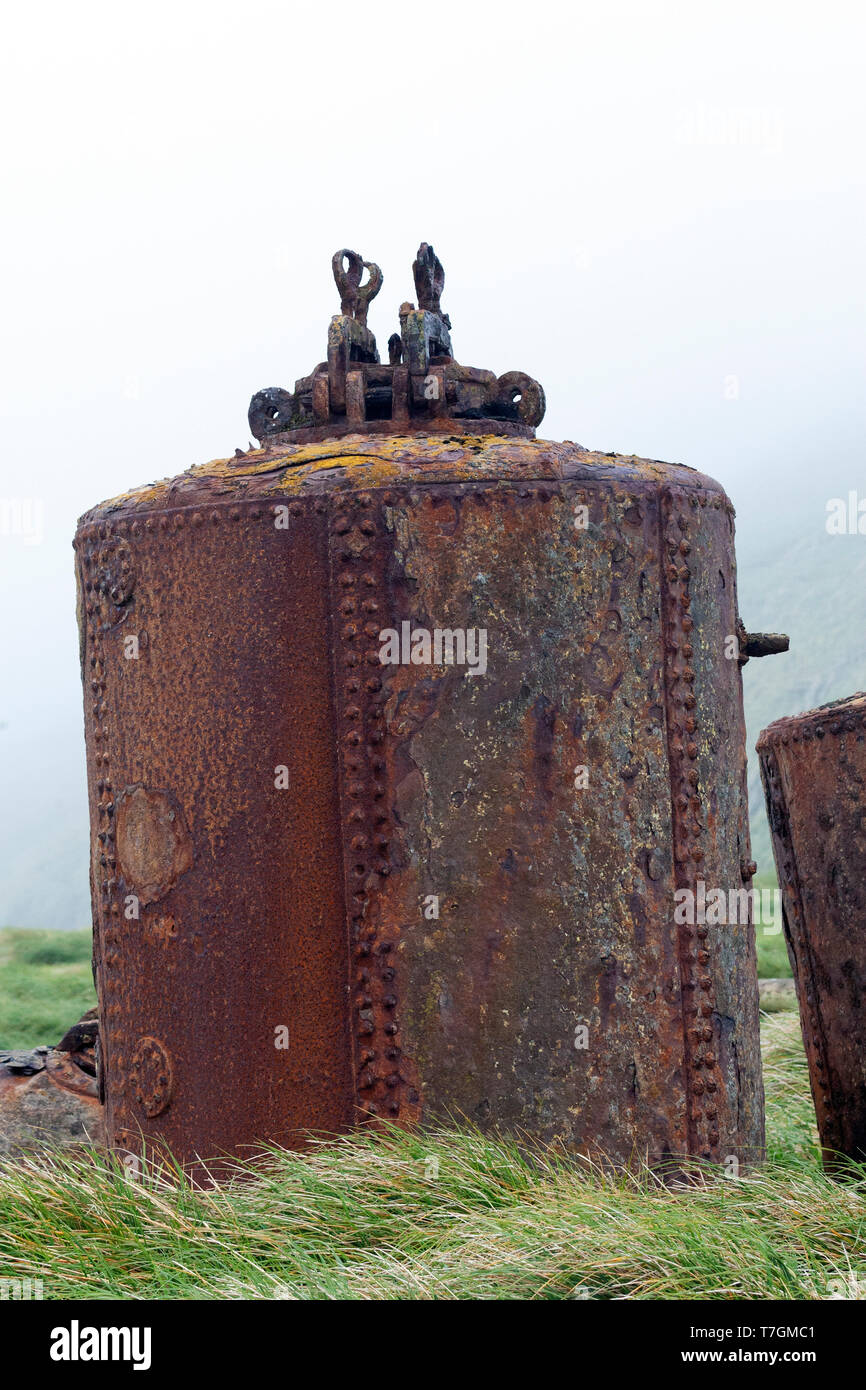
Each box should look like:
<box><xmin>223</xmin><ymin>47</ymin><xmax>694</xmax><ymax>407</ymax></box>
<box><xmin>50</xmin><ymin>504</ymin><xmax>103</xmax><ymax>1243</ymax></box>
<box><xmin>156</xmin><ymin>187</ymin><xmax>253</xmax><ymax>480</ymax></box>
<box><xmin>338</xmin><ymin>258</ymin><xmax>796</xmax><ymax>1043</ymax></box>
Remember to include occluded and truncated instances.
<box><xmin>757</xmin><ymin>692</ymin><xmax>866</xmax><ymax>748</ymax></box>
<box><xmin>75</xmin><ymin>435</ymin><xmax>733</xmax><ymax>529</ymax></box>
<box><xmin>254</xmin><ymin>416</ymin><xmax>535</xmax><ymax>448</ymax></box>
<box><xmin>228</xmin><ymin>431</ymin><xmax>564</xmax><ymax>475</ymax></box>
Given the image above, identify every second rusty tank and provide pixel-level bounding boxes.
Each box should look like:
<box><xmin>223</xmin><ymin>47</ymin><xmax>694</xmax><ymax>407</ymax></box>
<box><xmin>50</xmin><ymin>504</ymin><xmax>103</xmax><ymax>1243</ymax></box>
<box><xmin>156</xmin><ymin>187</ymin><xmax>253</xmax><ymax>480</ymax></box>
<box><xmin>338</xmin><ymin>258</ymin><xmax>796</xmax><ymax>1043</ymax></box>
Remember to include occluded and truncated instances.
<box><xmin>759</xmin><ymin>694</ymin><xmax>866</xmax><ymax>1168</ymax></box>
<box><xmin>75</xmin><ymin>243</ymin><xmax>778</xmax><ymax>1171</ymax></box>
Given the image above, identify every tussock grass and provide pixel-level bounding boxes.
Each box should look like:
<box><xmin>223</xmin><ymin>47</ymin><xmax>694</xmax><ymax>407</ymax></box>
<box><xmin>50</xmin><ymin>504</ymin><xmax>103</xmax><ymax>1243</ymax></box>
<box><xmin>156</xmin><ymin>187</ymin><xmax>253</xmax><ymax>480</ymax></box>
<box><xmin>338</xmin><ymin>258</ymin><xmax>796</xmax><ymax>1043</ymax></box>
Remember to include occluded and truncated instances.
<box><xmin>0</xmin><ymin>928</ymin><xmax>96</xmax><ymax>1050</ymax></box>
<box><xmin>752</xmin><ymin>869</ymin><xmax>791</xmax><ymax>980</ymax></box>
<box><xmin>1</xmin><ymin>1012</ymin><xmax>863</xmax><ymax>1301</ymax></box>
<box><xmin>756</xmin><ymin>929</ymin><xmax>793</xmax><ymax>980</ymax></box>
<box><xmin>761</xmin><ymin>1011</ymin><xmax>819</xmax><ymax>1161</ymax></box>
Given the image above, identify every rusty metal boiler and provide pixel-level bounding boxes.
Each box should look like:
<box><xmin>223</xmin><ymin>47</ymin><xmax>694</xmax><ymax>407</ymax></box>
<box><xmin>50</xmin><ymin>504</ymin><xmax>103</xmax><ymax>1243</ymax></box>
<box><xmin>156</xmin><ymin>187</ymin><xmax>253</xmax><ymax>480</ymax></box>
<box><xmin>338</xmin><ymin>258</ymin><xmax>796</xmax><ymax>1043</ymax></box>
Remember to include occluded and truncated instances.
<box><xmin>75</xmin><ymin>242</ymin><xmax>774</xmax><ymax>1170</ymax></box>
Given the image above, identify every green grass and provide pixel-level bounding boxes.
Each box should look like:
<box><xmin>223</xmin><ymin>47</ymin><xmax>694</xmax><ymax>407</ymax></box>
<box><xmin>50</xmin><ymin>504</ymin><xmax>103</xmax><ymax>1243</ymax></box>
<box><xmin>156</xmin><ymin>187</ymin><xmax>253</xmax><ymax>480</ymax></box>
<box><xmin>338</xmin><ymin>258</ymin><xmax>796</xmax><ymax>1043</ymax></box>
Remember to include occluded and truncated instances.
<box><xmin>756</xmin><ymin>929</ymin><xmax>793</xmax><ymax>979</ymax></box>
<box><xmin>1</xmin><ymin>926</ymin><xmax>855</xmax><ymax>1301</ymax></box>
<box><xmin>1</xmin><ymin>1012</ymin><xmax>863</xmax><ymax>1301</ymax></box>
<box><xmin>752</xmin><ymin>870</ymin><xmax>793</xmax><ymax>979</ymax></box>
<box><xmin>0</xmin><ymin>928</ymin><xmax>96</xmax><ymax>1050</ymax></box>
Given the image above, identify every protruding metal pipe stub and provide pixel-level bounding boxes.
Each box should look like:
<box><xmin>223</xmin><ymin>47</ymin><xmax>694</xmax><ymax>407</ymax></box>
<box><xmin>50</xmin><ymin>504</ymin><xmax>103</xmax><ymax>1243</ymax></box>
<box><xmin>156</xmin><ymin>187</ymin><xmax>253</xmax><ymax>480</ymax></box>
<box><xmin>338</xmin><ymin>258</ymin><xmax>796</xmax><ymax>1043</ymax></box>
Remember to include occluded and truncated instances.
<box><xmin>735</xmin><ymin>618</ymin><xmax>790</xmax><ymax>665</ymax></box>
<box><xmin>248</xmin><ymin>241</ymin><xmax>546</xmax><ymax>446</ymax></box>
<box><xmin>758</xmin><ymin>691</ymin><xmax>866</xmax><ymax>1170</ymax></box>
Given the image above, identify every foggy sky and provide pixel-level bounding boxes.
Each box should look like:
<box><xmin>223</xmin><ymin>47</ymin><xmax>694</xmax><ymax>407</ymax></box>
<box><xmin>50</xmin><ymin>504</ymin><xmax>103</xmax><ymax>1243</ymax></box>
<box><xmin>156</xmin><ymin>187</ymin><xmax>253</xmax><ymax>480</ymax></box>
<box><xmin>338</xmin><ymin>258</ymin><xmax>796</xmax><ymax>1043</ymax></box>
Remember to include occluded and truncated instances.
<box><xmin>1</xmin><ymin>0</ymin><xmax>863</xmax><ymax>928</ymax></box>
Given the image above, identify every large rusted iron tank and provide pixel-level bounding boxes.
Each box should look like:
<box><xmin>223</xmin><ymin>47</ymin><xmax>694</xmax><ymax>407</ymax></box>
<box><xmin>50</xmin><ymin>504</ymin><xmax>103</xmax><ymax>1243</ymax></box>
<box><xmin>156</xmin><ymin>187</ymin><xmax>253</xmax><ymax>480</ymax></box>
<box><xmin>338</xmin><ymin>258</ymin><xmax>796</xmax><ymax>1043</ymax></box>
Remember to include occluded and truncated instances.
<box><xmin>75</xmin><ymin>243</ymin><xmax>776</xmax><ymax>1171</ymax></box>
<box><xmin>758</xmin><ymin>694</ymin><xmax>866</xmax><ymax>1168</ymax></box>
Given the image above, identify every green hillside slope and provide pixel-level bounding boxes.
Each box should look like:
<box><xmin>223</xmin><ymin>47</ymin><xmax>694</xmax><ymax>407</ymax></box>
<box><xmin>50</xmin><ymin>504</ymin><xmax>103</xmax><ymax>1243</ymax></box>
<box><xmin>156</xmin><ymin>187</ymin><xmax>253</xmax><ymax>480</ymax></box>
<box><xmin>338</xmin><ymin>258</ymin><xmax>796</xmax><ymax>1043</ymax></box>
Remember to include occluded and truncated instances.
<box><xmin>738</xmin><ymin>509</ymin><xmax>866</xmax><ymax>877</ymax></box>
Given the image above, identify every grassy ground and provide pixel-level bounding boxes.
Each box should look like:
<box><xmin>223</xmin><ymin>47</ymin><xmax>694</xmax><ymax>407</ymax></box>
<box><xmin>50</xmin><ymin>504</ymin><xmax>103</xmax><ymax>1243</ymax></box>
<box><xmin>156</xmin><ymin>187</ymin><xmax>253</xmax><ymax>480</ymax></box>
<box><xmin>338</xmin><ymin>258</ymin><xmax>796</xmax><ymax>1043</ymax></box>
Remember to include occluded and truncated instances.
<box><xmin>756</xmin><ymin>929</ymin><xmax>793</xmax><ymax>979</ymax></box>
<box><xmin>3</xmin><ymin>925</ymin><xmax>855</xmax><ymax>1303</ymax></box>
<box><xmin>753</xmin><ymin>870</ymin><xmax>793</xmax><ymax>979</ymax></box>
<box><xmin>0</xmin><ymin>928</ymin><xmax>96</xmax><ymax>1049</ymax></box>
<box><xmin>0</xmin><ymin>1011</ymin><xmax>862</xmax><ymax>1300</ymax></box>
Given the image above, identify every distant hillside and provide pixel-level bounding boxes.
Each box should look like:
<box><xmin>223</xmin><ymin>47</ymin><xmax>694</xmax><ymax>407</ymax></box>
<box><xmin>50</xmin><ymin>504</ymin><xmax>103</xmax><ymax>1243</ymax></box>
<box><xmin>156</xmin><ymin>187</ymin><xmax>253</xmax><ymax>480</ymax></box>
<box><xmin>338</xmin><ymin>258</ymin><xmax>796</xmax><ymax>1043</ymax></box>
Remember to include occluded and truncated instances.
<box><xmin>738</xmin><ymin>506</ymin><xmax>866</xmax><ymax>878</ymax></box>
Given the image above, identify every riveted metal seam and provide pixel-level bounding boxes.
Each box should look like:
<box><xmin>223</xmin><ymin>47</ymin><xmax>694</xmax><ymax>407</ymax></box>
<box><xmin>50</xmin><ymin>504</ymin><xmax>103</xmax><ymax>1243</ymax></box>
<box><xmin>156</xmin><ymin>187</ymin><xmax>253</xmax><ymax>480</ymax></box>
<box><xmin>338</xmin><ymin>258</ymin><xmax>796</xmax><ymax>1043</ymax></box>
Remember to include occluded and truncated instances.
<box><xmin>76</xmin><ymin>524</ymin><xmax>128</xmax><ymax>1134</ymax></box>
<box><xmin>326</xmin><ymin>492</ymin><xmax>405</xmax><ymax>1122</ymax></box>
<box><xmin>659</xmin><ymin>487</ymin><xmax>724</xmax><ymax>1162</ymax></box>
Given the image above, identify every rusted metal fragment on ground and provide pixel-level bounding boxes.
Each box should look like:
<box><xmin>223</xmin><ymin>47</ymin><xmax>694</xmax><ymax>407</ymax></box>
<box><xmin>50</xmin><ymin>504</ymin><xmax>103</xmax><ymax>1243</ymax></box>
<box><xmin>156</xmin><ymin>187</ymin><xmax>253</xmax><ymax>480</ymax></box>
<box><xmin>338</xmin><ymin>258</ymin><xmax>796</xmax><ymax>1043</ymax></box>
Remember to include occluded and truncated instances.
<box><xmin>758</xmin><ymin>693</ymin><xmax>866</xmax><ymax>1168</ymax></box>
<box><xmin>0</xmin><ymin>1012</ymin><xmax>104</xmax><ymax>1157</ymax></box>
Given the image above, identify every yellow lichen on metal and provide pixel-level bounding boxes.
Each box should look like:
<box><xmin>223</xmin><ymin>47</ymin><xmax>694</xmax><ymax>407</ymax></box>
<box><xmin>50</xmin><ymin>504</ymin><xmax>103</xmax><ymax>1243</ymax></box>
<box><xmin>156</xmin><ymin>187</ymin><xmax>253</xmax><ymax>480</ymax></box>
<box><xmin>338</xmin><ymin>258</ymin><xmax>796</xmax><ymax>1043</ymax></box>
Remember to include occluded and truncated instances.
<box><xmin>89</xmin><ymin>433</ymin><xmax>702</xmax><ymax>516</ymax></box>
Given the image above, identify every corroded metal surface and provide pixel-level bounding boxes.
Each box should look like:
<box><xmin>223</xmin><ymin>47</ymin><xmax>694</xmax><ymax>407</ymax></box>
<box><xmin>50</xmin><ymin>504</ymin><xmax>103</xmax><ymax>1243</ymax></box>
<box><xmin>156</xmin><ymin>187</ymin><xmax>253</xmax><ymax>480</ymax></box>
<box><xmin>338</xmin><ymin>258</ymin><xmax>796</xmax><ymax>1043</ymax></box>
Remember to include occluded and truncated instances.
<box><xmin>76</xmin><ymin>429</ymin><xmax>766</xmax><ymax>1172</ymax></box>
<box><xmin>758</xmin><ymin>694</ymin><xmax>866</xmax><ymax>1167</ymax></box>
<box><xmin>77</xmin><ymin>497</ymin><xmax>354</xmax><ymax>1164</ymax></box>
<box><xmin>248</xmin><ymin>244</ymin><xmax>546</xmax><ymax>444</ymax></box>
<box><xmin>659</xmin><ymin>487</ymin><xmax>764</xmax><ymax>1161</ymax></box>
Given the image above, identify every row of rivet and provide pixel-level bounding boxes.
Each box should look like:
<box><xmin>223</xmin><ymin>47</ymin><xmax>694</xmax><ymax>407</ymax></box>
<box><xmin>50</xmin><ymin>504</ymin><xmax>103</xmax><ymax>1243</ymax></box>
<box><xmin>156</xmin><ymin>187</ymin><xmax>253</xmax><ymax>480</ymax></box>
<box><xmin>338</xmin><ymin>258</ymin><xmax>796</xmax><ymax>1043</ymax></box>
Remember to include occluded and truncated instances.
<box><xmin>763</xmin><ymin>714</ymin><xmax>866</xmax><ymax>744</ymax></box>
<box><xmin>328</xmin><ymin>495</ymin><xmax>407</xmax><ymax>1121</ymax></box>
<box><xmin>78</xmin><ymin>536</ymin><xmax>131</xmax><ymax>1124</ymax></box>
<box><xmin>73</xmin><ymin>484</ymin><xmax>733</xmax><ymax>547</ymax></box>
<box><xmin>661</xmin><ymin>490</ymin><xmax>723</xmax><ymax>1162</ymax></box>
<box><xmin>73</xmin><ymin>485</ymin><xmax>591</xmax><ymax>544</ymax></box>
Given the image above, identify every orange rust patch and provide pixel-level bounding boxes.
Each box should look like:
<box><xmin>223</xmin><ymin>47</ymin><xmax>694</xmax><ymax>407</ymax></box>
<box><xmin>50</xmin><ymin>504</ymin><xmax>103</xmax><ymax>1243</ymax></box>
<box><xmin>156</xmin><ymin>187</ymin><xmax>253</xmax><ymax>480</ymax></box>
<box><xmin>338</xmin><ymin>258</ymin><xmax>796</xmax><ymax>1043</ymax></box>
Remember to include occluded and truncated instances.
<box><xmin>115</xmin><ymin>785</ymin><xmax>193</xmax><ymax>906</ymax></box>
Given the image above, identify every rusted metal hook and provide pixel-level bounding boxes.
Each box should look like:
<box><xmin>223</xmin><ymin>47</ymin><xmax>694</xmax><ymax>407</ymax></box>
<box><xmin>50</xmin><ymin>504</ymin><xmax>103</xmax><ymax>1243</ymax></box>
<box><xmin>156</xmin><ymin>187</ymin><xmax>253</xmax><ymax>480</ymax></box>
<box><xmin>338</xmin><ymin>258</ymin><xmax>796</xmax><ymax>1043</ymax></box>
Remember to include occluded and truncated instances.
<box><xmin>331</xmin><ymin>249</ymin><xmax>383</xmax><ymax>327</ymax></box>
